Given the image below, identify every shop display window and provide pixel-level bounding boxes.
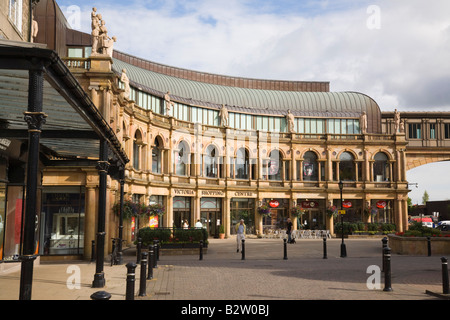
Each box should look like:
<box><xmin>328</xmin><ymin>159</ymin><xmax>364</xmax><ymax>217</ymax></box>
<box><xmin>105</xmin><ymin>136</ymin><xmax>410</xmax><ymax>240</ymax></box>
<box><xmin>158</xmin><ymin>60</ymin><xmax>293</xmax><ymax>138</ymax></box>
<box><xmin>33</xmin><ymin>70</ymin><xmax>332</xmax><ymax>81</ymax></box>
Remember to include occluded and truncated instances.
<box><xmin>40</xmin><ymin>187</ymin><xmax>85</xmax><ymax>256</ymax></box>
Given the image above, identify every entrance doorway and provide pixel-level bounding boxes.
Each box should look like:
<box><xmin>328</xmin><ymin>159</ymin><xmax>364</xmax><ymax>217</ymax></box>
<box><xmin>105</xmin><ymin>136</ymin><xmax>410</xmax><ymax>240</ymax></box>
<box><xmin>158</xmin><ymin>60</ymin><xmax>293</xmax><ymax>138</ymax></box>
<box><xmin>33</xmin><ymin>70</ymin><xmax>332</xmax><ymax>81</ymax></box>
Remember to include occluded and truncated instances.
<box><xmin>201</xmin><ymin>210</ymin><xmax>221</xmax><ymax>237</ymax></box>
<box><xmin>200</xmin><ymin>198</ymin><xmax>222</xmax><ymax>237</ymax></box>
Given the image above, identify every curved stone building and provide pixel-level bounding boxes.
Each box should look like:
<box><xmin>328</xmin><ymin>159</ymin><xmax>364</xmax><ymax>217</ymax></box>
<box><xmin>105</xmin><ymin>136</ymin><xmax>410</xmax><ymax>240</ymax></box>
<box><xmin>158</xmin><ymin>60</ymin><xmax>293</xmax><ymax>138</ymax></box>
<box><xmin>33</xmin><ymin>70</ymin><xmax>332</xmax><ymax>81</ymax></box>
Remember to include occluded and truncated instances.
<box><xmin>14</xmin><ymin>0</ymin><xmax>450</xmax><ymax>266</ymax></box>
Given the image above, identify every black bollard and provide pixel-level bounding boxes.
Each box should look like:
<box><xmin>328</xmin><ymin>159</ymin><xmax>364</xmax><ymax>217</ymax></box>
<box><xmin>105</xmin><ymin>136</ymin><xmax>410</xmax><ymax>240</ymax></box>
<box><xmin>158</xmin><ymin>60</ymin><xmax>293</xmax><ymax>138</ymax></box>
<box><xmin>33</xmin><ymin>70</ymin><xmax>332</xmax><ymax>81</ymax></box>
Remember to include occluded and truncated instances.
<box><xmin>427</xmin><ymin>236</ymin><xmax>431</xmax><ymax>256</ymax></box>
<box><xmin>90</xmin><ymin>290</ymin><xmax>111</xmax><ymax>300</ymax></box>
<box><xmin>241</xmin><ymin>239</ymin><xmax>245</xmax><ymax>260</ymax></box>
<box><xmin>147</xmin><ymin>246</ymin><xmax>154</xmax><ymax>280</ymax></box>
<box><xmin>153</xmin><ymin>240</ymin><xmax>160</xmax><ymax>261</ymax></box>
<box><xmin>125</xmin><ymin>262</ymin><xmax>137</xmax><ymax>300</ymax></box>
<box><xmin>383</xmin><ymin>247</ymin><xmax>393</xmax><ymax>292</ymax></box>
<box><xmin>136</xmin><ymin>238</ymin><xmax>142</xmax><ymax>264</ymax></box>
<box><xmin>283</xmin><ymin>238</ymin><xmax>288</xmax><ymax>260</ymax></box>
<box><xmin>153</xmin><ymin>244</ymin><xmax>158</xmax><ymax>268</ymax></box>
<box><xmin>323</xmin><ymin>236</ymin><xmax>328</xmax><ymax>259</ymax></box>
<box><xmin>91</xmin><ymin>240</ymin><xmax>96</xmax><ymax>263</ymax></box>
<box><xmin>441</xmin><ymin>257</ymin><xmax>449</xmax><ymax>294</ymax></box>
<box><xmin>138</xmin><ymin>252</ymin><xmax>148</xmax><ymax>297</ymax></box>
<box><xmin>199</xmin><ymin>240</ymin><xmax>203</xmax><ymax>261</ymax></box>
<box><xmin>381</xmin><ymin>237</ymin><xmax>388</xmax><ymax>272</ymax></box>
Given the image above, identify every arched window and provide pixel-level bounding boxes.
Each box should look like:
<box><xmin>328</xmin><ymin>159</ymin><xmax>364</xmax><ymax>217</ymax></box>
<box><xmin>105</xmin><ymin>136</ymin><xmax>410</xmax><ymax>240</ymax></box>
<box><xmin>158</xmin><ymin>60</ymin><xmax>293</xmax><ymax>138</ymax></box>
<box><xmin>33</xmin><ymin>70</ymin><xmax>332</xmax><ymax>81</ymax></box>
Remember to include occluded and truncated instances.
<box><xmin>175</xmin><ymin>141</ymin><xmax>190</xmax><ymax>176</ymax></box>
<box><xmin>268</xmin><ymin>150</ymin><xmax>283</xmax><ymax>181</ymax></box>
<box><xmin>235</xmin><ymin>148</ymin><xmax>249</xmax><ymax>179</ymax></box>
<box><xmin>133</xmin><ymin>130</ymin><xmax>143</xmax><ymax>170</ymax></box>
<box><xmin>373</xmin><ymin>152</ymin><xmax>390</xmax><ymax>182</ymax></box>
<box><xmin>204</xmin><ymin>145</ymin><xmax>221</xmax><ymax>178</ymax></box>
<box><xmin>152</xmin><ymin>137</ymin><xmax>162</xmax><ymax>174</ymax></box>
<box><xmin>339</xmin><ymin>151</ymin><xmax>355</xmax><ymax>181</ymax></box>
<box><xmin>303</xmin><ymin>151</ymin><xmax>318</xmax><ymax>181</ymax></box>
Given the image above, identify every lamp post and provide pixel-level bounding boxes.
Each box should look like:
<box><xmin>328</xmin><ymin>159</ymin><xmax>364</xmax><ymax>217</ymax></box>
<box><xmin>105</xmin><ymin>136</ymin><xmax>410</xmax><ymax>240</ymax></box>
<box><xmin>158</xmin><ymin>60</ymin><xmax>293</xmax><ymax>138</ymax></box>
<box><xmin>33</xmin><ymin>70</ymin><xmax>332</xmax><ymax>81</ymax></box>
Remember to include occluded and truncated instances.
<box><xmin>339</xmin><ymin>180</ymin><xmax>347</xmax><ymax>258</ymax></box>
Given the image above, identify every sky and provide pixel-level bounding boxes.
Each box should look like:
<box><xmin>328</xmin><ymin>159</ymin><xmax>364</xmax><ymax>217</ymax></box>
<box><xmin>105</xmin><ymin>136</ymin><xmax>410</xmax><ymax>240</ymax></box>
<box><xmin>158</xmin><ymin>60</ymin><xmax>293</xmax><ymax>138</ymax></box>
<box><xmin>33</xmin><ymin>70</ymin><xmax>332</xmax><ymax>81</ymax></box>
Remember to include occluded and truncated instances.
<box><xmin>57</xmin><ymin>0</ymin><xmax>450</xmax><ymax>205</ymax></box>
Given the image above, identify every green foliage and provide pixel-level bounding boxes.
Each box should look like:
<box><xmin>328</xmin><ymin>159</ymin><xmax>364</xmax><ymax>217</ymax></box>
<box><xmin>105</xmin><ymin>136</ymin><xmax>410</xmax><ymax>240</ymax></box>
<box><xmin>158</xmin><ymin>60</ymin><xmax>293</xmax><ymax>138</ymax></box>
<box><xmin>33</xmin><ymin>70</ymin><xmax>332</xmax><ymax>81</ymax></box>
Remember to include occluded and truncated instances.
<box><xmin>137</xmin><ymin>228</ymin><xmax>171</xmax><ymax>246</ymax></box>
<box><xmin>334</xmin><ymin>222</ymin><xmax>396</xmax><ymax>234</ymax></box>
<box><xmin>405</xmin><ymin>221</ymin><xmax>441</xmax><ymax>237</ymax></box>
<box><xmin>219</xmin><ymin>224</ymin><xmax>225</xmax><ymax>234</ymax></box>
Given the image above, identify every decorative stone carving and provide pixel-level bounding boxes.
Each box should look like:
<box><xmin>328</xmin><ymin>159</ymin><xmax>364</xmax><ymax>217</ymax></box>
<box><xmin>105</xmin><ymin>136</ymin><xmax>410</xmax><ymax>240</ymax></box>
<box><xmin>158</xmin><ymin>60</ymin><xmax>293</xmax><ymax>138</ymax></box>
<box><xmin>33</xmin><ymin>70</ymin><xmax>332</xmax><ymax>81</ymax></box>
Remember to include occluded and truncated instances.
<box><xmin>120</xmin><ymin>69</ymin><xmax>131</xmax><ymax>100</ymax></box>
<box><xmin>90</xmin><ymin>8</ymin><xmax>117</xmax><ymax>57</ymax></box>
<box><xmin>286</xmin><ymin>109</ymin><xmax>295</xmax><ymax>133</ymax></box>
<box><xmin>164</xmin><ymin>91</ymin><xmax>174</xmax><ymax>115</ymax></box>
<box><xmin>219</xmin><ymin>104</ymin><xmax>228</xmax><ymax>127</ymax></box>
<box><xmin>359</xmin><ymin>111</ymin><xmax>367</xmax><ymax>134</ymax></box>
<box><xmin>31</xmin><ymin>13</ymin><xmax>38</xmax><ymax>43</ymax></box>
<box><xmin>393</xmin><ymin>109</ymin><xmax>401</xmax><ymax>133</ymax></box>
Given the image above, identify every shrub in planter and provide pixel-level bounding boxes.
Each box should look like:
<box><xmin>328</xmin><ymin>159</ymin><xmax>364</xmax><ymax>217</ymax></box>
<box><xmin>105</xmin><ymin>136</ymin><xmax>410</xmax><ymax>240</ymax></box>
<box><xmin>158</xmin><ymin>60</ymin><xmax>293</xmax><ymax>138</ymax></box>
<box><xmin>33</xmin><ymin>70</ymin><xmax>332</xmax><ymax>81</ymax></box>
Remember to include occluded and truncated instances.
<box><xmin>137</xmin><ymin>227</ymin><xmax>171</xmax><ymax>246</ymax></box>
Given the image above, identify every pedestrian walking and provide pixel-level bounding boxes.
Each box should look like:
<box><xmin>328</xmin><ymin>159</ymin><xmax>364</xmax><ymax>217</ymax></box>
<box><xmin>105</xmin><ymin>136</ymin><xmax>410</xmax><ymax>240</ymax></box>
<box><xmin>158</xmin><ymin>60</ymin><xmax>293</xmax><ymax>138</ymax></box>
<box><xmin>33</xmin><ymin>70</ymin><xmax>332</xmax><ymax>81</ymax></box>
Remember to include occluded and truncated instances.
<box><xmin>286</xmin><ymin>218</ymin><xmax>293</xmax><ymax>243</ymax></box>
<box><xmin>235</xmin><ymin>219</ymin><xmax>246</xmax><ymax>252</ymax></box>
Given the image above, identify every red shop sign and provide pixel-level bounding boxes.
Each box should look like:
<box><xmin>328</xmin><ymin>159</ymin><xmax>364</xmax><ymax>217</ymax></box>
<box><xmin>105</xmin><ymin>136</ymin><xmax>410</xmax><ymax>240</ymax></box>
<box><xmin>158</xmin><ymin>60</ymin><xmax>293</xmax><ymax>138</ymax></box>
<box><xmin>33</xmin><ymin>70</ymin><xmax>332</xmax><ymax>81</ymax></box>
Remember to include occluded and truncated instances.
<box><xmin>301</xmin><ymin>201</ymin><xmax>319</xmax><ymax>208</ymax></box>
<box><xmin>376</xmin><ymin>201</ymin><xmax>387</xmax><ymax>209</ymax></box>
<box><xmin>342</xmin><ymin>201</ymin><xmax>352</xmax><ymax>208</ymax></box>
<box><xmin>269</xmin><ymin>200</ymin><xmax>280</xmax><ymax>208</ymax></box>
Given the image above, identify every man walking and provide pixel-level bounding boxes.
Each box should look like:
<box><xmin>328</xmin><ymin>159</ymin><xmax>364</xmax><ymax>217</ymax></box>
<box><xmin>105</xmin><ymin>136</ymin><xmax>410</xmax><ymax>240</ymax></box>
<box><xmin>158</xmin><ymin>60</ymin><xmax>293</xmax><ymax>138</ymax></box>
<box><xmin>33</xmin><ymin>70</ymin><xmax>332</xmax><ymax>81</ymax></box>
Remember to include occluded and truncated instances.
<box><xmin>235</xmin><ymin>219</ymin><xmax>246</xmax><ymax>252</ymax></box>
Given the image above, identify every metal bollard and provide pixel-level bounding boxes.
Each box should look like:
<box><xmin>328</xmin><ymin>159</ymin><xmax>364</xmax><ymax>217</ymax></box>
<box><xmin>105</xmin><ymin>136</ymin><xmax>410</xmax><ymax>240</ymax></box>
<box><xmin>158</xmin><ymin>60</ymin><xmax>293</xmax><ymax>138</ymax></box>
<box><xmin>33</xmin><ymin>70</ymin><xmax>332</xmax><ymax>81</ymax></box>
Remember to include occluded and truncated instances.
<box><xmin>283</xmin><ymin>238</ymin><xmax>288</xmax><ymax>260</ymax></box>
<box><xmin>383</xmin><ymin>247</ymin><xmax>393</xmax><ymax>292</ymax></box>
<box><xmin>153</xmin><ymin>240</ymin><xmax>160</xmax><ymax>261</ymax></box>
<box><xmin>427</xmin><ymin>236</ymin><xmax>431</xmax><ymax>256</ymax></box>
<box><xmin>199</xmin><ymin>240</ymin><xmax>203</xmax><ymax>261</ymax></box>
<box><xmin>139</xmin><ymin>252</ymin><xmax>148</xmax><ymax>297</ymax></box>
<box><xmin>323</xmin><ymin>236</ymin><xmax>327</xmax><ymax>259</ymax></box>
<box><xmin>241</xmin><ymin>239</ymin><xmax>245</xmax><ymax>260</ymax></box>
<box><xmin>125</xmin><ymin>262</ymin><xmax>137</xmax><ymax>300</ymax></box>
<box><xmin>91</xmin><ymin>240</ymin><xmax>96</xmax><ymax>262</ymax></box>
<box><xmin>153</xmin><ymin>244</ymin><xmax>158</xmax><ymax>268</ymax></box>
<box><xmin>441</xmin><ymin>257</ymin><xmax>449</xmax><ymax>294</ymax></box>
<box><xmin>147</xmin><ymin>246</ymin><xmax>154</xmax><ymax>280</ymax></box>
<box><xmin>136</xmin><ymin>238</ymin><xmax>142</xmax><ymax>264</ymax></box>
<box><xmin>90</xmin><ymin>290</ymin><xmax>111</xmax><ymax>300</ymax></box>
<box><xmin>381</xmin><ymin>237</ymin><xmax>388</xmax><ymax>272</ymax></box>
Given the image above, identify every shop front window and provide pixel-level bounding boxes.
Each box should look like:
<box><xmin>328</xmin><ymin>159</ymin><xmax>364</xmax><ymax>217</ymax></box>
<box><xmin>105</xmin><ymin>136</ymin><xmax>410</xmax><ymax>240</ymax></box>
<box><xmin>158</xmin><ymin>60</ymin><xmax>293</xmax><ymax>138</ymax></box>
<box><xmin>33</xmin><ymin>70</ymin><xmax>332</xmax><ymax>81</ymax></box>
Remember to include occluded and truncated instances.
<box><xmin>40</xmin><ymin>187</ymin><xmax>85</xmax><ymax>256</ymax></box>
<box><xmin>173</xmin><ymin>196</ymin><xmax>191</xmax><ymax>228</ymax></box>
<box><xmin>230</xmin><ymin>198</ymin><xmax>255</xmax><ymax>234</ymax></box>
<box><xmin>268</xmin><ymin>150</ymin><xmax>283</xmax><ymax>181</ymax></box>
<box><xmin>3</xmin><ymin>185</ymin><xmax>25</xmax><ymax>260</ymax></box>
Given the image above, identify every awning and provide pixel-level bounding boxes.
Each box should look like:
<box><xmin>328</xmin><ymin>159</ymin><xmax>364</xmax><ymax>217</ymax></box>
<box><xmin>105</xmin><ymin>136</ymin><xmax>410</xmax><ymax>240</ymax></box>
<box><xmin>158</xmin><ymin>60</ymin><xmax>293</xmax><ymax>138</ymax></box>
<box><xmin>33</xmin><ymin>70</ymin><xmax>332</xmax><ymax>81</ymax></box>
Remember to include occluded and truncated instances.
<box><xmin>0</xmin><ymin>41</ymin><xmax>129</xmax><ymax>171</ymax></box>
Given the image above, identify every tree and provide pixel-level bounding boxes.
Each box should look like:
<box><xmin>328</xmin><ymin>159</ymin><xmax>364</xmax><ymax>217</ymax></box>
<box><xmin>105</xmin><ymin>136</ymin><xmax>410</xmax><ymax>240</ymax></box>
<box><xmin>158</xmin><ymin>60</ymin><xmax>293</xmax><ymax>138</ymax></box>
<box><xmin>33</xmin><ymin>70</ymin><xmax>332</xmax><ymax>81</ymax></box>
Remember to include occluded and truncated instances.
<box><xmin>422</xmin><ymin>190</ymin><xmax>429</xmax><ymax>205</ymax></box>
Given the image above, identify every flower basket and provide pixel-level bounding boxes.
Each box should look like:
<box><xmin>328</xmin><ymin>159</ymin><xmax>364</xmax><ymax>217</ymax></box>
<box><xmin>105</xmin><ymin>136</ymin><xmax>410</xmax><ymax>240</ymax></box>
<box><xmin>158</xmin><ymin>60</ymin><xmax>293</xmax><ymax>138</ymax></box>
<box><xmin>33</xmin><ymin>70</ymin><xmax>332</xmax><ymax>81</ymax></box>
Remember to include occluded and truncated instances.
<box><xmin>290</xmin><ymin>206</ymin><xmax>305</xmax><ymax>217</ymax></box>
<box><xmin>326</xmin><ymin>205</ymin><xmax>338</xmax><ymax>218</ymax></box>
<box><xmin>112</xmin><ymin>200</ymin><xmax>140</xmax><ymax>220</ymax></box>
<box><xmin>257</xmin><ymin>203</ymin><xmax>271</xmax><ymax>216</ymax></box>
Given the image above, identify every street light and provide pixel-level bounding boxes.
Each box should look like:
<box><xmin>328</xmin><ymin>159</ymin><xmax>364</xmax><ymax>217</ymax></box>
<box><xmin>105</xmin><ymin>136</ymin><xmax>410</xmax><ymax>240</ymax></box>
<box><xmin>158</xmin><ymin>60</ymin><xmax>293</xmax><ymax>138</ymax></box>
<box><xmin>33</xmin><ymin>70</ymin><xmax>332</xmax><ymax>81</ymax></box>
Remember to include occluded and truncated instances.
<box><xmin>339</xmin><ymin>180</ymin><xmax>347</xmax><ymax>258</ymax></box>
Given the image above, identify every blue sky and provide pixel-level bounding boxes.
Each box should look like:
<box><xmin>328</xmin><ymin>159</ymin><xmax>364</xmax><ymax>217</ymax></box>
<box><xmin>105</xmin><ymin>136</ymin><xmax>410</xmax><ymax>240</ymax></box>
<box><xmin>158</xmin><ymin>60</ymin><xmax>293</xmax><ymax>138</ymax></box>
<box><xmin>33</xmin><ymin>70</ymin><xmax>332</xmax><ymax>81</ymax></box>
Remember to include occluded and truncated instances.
<box><xmin>56</xmin><ymin>0</ymin><xmax>450</xmax><ymax>204</ymax></box>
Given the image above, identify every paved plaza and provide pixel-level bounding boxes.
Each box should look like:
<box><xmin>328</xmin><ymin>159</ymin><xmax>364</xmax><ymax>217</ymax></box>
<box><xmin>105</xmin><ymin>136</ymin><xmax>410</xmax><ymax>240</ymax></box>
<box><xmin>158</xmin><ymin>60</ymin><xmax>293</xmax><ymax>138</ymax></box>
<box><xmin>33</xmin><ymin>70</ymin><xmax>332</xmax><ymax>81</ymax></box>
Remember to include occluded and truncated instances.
<box><xmin>0</xmin><ymin>237</ymin><xmax>447</xmax><ymax>303</ymax></box>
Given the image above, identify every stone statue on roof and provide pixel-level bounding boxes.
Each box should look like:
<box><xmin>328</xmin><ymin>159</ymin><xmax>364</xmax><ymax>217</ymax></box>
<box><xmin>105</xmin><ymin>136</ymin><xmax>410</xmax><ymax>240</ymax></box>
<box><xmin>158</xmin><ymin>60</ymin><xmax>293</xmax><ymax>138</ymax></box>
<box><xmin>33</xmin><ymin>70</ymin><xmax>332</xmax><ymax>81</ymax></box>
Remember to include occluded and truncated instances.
<box><xmin>120</xmin><ymin>69</ymin><xmax>130</xmax><ymax>100</ymax></box>
<box><xmin>359</xmin><ymin>111</ymin><xmax>367</xmax><ymax>134</ymax></box>
<box><xmin>286</xmin><ymin>109</ymin><xmax>295</xmax><ymax>133</ymax></box>
<box><xmin>90</xmin><ymin>9</ymin><xmax>116</xmax><ymax>57</ymax></box>
<box><xmin>219</xmin><ymin>104</ymin><xmax>228</xmax><ymax>127</ymax></box>
<box><xmin>393</xmin><ymin>109</ymin><xmax>401</xmax><ymax>133</ymax></box>
<box><xmin>164</xmin><ymin>91</ymin><xmax>175</xmax><ymax>116</ymax></box>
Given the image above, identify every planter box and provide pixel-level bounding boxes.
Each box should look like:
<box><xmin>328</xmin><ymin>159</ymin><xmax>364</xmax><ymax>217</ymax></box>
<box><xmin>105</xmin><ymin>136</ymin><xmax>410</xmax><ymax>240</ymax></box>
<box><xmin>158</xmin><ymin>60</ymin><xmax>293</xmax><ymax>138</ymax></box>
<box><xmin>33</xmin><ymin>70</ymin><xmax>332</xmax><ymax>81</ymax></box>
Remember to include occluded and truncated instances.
<box><xmin>160</xmin><ymin>242</ymin><xmax>207</xmax><ymax>249</ymax></box>
<box><xmin>388</xmin><ymin>234</ymin><xmax>450</xmax><ymax>255</ymax></box>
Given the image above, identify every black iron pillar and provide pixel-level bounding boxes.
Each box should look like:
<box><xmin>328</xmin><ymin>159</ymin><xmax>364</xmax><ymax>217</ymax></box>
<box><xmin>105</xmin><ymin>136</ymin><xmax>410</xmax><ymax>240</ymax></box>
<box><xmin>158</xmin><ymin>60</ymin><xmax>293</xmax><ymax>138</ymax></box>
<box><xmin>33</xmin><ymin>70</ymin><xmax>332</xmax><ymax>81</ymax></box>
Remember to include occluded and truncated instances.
<box><xmin>117</xmin><ymin>167</ymin><xmax>125</xmax><ymax>265</ymax></box>
<box><xmin>19</xmin><ymin>65</ymin><xmax>47</xmax><ymax>300</ymax></box>
<box><xmin>92</xmin><ymin>139</ymin><xmax>110</xmax><ymax>288</ymax></box>
<box><xmin>339</xmin><ymin>181</ymin><xmax>347</xmax><ymax>258</ymax></box>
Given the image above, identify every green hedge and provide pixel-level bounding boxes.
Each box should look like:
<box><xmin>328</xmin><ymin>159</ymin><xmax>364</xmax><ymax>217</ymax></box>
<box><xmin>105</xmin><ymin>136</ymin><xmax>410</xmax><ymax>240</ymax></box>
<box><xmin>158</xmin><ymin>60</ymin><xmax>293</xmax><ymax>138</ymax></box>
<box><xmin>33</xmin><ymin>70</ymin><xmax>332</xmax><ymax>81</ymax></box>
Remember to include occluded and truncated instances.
<box><xmin>137</xmin><ymin>228</ymin><xmax>172</xmax><ymax>246</ymax></box>
<box><xmin>334</xmin><ymin>222</ymin><xmax>396</xmax><ymax>234</ymax></box>
<box><xmin>137</xmin><ymin>228</ymin><xmax>208</xmax><ymax>246</ymax></box>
